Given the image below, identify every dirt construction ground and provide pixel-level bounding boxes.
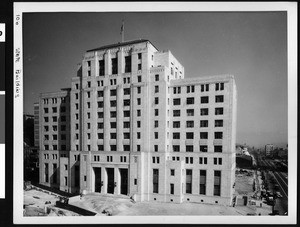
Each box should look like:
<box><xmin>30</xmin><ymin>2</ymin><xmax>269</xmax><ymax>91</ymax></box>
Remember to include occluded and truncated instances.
<box><xmin>24</xmin><ymin>169</ymin><xmax>271</xmax><ymax>216</ymax></box>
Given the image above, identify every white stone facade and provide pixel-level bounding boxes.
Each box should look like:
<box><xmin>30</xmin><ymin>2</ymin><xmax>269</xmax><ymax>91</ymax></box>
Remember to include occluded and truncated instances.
<box><xmin>38</xmin><ymin>39</ymin><xmax>237</xmax><ymax>206</ymax></box>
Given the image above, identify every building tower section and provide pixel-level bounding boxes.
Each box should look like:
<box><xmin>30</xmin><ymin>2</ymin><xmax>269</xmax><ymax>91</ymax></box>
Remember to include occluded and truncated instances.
<box><xmin>38</xmin><ymin>39</ymin><xmax>236</xmax><ymax>205</ymax></box>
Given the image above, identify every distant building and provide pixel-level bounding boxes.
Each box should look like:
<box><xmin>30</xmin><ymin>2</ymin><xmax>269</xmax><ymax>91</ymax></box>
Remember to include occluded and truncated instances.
<box><xmin>34</xmin><ymin>102</ymin><xmax>40</xmax><ymax>148</ymax></box>
<box><xmin>37</xmin><ymin>39</ymin><xmax>237</xmax><ymax>206</ymax></box>
<box><xmin>265</xmin><ymin>144</ymin><xmax>274</xmax><ymax>156</ymax></box>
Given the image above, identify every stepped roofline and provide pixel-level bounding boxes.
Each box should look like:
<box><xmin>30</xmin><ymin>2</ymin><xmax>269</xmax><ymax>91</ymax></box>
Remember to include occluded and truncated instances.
<box><xmin>86</xmin><ymin>39</ymin><xmax>159</xmax><ymax>52</ymax></box>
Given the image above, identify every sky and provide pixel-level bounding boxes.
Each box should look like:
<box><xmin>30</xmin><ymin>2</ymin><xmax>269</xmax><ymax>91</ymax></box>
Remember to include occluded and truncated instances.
<box><xmin>23</xmin><ymin>11</ymin><xmax>288</xmax><ymax>148</ymax></box>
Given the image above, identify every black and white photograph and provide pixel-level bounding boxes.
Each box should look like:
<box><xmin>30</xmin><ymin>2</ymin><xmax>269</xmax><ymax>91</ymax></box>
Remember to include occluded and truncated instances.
<box><xmin>13</xmin><ymin>2</ymin><xmax>297</xmax><ymax>225</ymax></box>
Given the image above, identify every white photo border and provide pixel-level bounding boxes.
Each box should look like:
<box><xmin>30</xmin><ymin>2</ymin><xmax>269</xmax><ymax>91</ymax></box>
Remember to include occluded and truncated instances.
<box><xmin>14</xmin><ymin>1</ymin><xmax>297</xmax><ymax>224</ymax></box>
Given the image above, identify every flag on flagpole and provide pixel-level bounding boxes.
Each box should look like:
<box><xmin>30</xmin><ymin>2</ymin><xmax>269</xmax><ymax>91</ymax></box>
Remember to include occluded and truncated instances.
<box><xmin>120</xmin><ymin>20</ymin><xmax>124</xmax><ymax>35</ymax></box>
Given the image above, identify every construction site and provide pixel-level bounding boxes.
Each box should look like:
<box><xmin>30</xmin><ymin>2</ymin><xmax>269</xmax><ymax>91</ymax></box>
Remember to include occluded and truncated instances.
<box><xmin>23</xmin><ymin>167</ymin><xmax>273</xmax><ymax>216</ymax></box>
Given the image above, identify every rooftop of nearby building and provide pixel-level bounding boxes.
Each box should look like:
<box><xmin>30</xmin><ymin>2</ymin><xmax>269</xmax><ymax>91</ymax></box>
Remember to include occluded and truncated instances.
<box><xmin>86</xmin><ymin>39</ymin><xmax>158</xmax><ymax>52</ymax></box>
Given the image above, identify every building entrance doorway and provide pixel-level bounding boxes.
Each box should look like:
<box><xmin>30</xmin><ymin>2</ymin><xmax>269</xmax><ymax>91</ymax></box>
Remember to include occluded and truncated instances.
<box><xmin>120</xmin><ymin>169</ymin><xmax>128</xmax><ymax>195</ymax></box>
<box><xmin>94</xmin><ymin>167</ymin><xmax>102</xmax><ymax>193</ymax></box>
<box><xmin>106</xmin><ymin>168</ymin><xmax>114</xmax><ymax>194</ymax></box>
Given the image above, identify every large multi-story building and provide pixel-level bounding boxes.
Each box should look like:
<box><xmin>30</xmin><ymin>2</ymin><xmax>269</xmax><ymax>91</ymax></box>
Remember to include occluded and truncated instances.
<box><xmin>38</xmin><ymin>39</ymin><xmax>237</xmax><ymax>205</ymax></box>
<box><xmin>265</xmin><ymin>144</ymin><xmax>274</xmax><ymax>157</ymax></box>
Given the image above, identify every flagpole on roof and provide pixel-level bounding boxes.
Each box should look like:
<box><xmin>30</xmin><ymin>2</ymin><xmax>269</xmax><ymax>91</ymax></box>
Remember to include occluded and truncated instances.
<box><xmin>120</xmin><ymin>20</ymin><xmax>124</xmax><ymax>42</ymax></box>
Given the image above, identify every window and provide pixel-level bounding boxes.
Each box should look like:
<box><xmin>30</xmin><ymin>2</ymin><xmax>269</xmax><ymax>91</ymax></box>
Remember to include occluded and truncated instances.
<box><xmin>44</xmin><ymin>135</ymin><xmax>49</xmax><ymax>140</ymax></box>
<box><xmin>87</xmin><ymin>133</ymin><xmax>91</xmax><ymax>139</ymax></box>
<box><xmin>173</xmin><ymin>110</ymin><xmax>180</xmax><ymax>117</ymax></box>
<box><xmin>170</xmin><ymin>184</ymin><xmax>174</xmax><ymax>195</ymax></box>
<box><xmin>201</xmin><ymin>96</ymin><xmax>209</xmax><ymax>104</ymax></box>
<box><xmin>200</xmin><ymin>170</ymin><xmax>206</xmax><ymax>195</ymax></box>
<box><xmin>52</xmin><ymin>116</ymin><xmax>57</xmax><ymax>122</ymax></box>
<box><xmin>186</xmin><ymin>121</ymin><xmax>194</xmax><ymax>128</ymax></box>
<box><xmin>124</xmin><ymin>133</ymin><xmax>130</xmax><ymax>139</ymax></box>
<box><xmin>170</xmin><ymin>169</ymin><xmax>175</xmax><ymax>176</ymax></box>
<box><xmin>186</xmin><ymin>145</ymin><xmax>194</xmax><ymax>152</ymax></box>
<box><xmin>173</xmin><ymin>132</ymin><xmax>180</xmax><ymax>139</ymax></box>
<box><xmin>154</xmin><ymin>109</ymin><xmax>159</xmax><ymax>116</ymax></box>
<box><xmin>53</xmin><ymin>135</ymin><xmax>57</xmax><ymax>140</ymax></box>
<box><xmin>61</xmin><ymin>116</ymin><xmax>66</xmax><ymax>122</ymax></box>
<box><xmin>75</xmin><ymin>113</ymin><xmax>79</xmax><ymax>120</ymax></box>
<box><xmin>98</xmin><ymin>133</ymin><xmax>103</xmax><ymax>139</ymax></box>
<box><xmin>186</xmin><ymin>97</ymin><xmax>194</xmax><ymax>105</ymax></box>
<box><xmin>154</xmin><ymin>132</ymin><xmax>158</xmax><ymax>139</ymax></box>
<box><xmin>215</xmin><ymin>132</ymin><xmax>223</xmax><ymax>139</ymax></box>
<box><xmin>110</xmin><ymin>111</ymin><xmax>117</xmax><ymax>118</ymax></box>
<box><xmin>173</xmin><ymin>121</ymin><xmax>180</xmax><ymax>128</ymax></box>
<box><xmin>186</xmin><ymin>109</ymin><xmax>194</xmax><ymax>116</ymax></box>
<box><xmin>75</xmin><ymin>93</ymin><xmax>79</xmax><ymax>100</ymax></box>
<box><xmin>173</xmin><ymin>86</ymin><xmax>181</xmax><ymax>94</ymax></box>
<box><xmin>155</xmin><ymin>74</ymin><xmax>159</xmax><ymax>81</ymax></box>
<box><xmin>61</xmin><ymin>134</ymin><xmax>66</xmax><ymax>140</ymax></box>
<box><xmin>200</xmin><ymin>132</ymin><xmax>208</xmax><ymax>139</ymax></box>
<box><xmin>124</xmin><ymin>88</ymin><xmax>130</xmax><ymax>95</ymax></box>
<box><xmin>44</xmin><ymin>126</ymin><xmax>49</xmax><ymax>132</ymax></box>
<box><xmin>124</xmin><ymin>111</ymin><xmax>130</xmax><ymax>117</ymax></box>
<box><xmin>214</xmin><ymin>171</ymin><xmax>221</xmax><ymax>196</ymax></box>
<box><xmin>153</xmin><ymin>169</ymin><xmax>159</xmax><ymax>193</ymax></box>
<box><xmin>123</xmin><ymin>121</ymin><xmax>130</xmax><ymax>128</ymax></box>
<box><xmin>173</xmin><ymin>98</ymin><xmax>181</xmax><ymax>105</ymax></box>
<box><xmin>137</xmin><ymin>145</ymin><xmax>141</xmax><ymax>152</ymax></box>
<box><xmin>52</xmin><ymin>126</ymin><xmax>57</xmax><ymax>131</ymax></box>
<box><xmin>201</xmin><ymin>84</ymin><xmax>209</xmax><ymax>92</ymax></box>
<box><xmin>98</xmin><ymin>101</ymin><xmax>103</xmax><ymax>108</ymax></box>
<box><xmin>186</xmin><ymin>85</ymin><xmax>195</xmax><ymax>93</ymax></box>
<box><xmin>215</xmin><ymin>83</ymin><xmax>224</xmax><ymax>91</ymax></box>
<box><xmin>87</xmin><ymin>123</ymin><xmax>91</xmax><ymax>129</ymax></box>
<box><xmin>111</xmin><ymin>145</ymin><xmax>117</xmax><ymax>151</ymax></box>
<box><xmin>98</xmin><ymin>122</ymin><xmax>103</xmax><ymax>129</ymax></box>
<box><xmin>200</xmin><ymin>108</ymin><xmax>209</xmax><ymax>116</ymax></box>
<box><xmin>214</xmin><ymin>157</ymin><xmax>218</xmax><ymax>165</ymax></box>
<box><xmin>173</xmin><ymin>145</ymin><xmax>180</xmax><ymax>152</ymax></box>
<box><xmin>110</xmin><ymin>122</ymin><xmax>116</xmax><ymax>128</ymax></box>
<box><xmin>154</xmin><ymin>120</ymin><xmax>159</xmax><ymax>128</ymax></box>
<box><xmin>137</xmin><ymin>98</ymin><xmax>141</xmax><ymax>105</ymax></box>
<box><xmin>154</xmin><ymin>85</ymin><xmax>159</xmax><ymax>93</ymax></box>
<box><xmin>123</xmin><ymin>145</ymin><xmax>130</xmax><ymax>151</ymax></box>
<box><xmin>76</xmin><ymin>103</ymin><xmax>79</xmax><ymax>109</ymax></box>
<box><xmin>218</xmin><ymin>158</ymin><xmax>222</xmax><ymax>165</ymax></box>
<box><xmin>200</xmin><ymin>120</ymin><xmax>208</xmax><ymax>128</ymax></box>
<box><xmin>137</xmin><ymin>132</ymin><xmax>141</xmax><ymax>139</ymax></box>
<box><xmin>110</xmin><ymin>89</ymin><xmax>117</xmax><ymax>96</ymax></box>
<box><xmin>76</xmin><ymin>123</ymin><xmax>79</xmax><ymax>130</ymax></box>
<box><xmin>186</xmin><ymin>132</ymin><xmax>194</xmax><ymax>139</ymax></box>
<box><xmin>87</xmin><ymin>81</ymin><xmax>91</xmax><ymax>88</ymax></box>
<box><xmin>138</xmin><ymin>63</ymin><xmax>142</xmax><ymax>70</ymax></box>
<box><xmin>215</xmin><ymin>95</ymin><xmax>224</xmax><ymax>103</ymax></box>
<box><xmin>137</xmin><ymin>87</ymin><xmax>141</xmax><ymax>94</ymax></box>
<box><xmin>111</xmin><ymin>57</ymin><xmax>118</xmax><ymax>74</ymax></box>
<box><xmin>60</xmin><ymin>106</ymin><xmax>66</xmax><ymax>112</ymax></box>
<box><xmin>110</xmin><ymin>100</ymin><xmax>117</xmax><ymax>107</ymax></box>
<box><xmin>98</xmin><ymin>145</ymin><xmax>104</xmax><ymax>151</ymax></box>
<box><xmin>215</xmin><ymin>120</ymin><xmax>223</xmax><ymax>127</ymax></box>
<box><xmin>214</xmin><ymin>145</ymin><xmax>223</xmax><ymax>153</ymax></box>
<box><xmin>200</xmin><ymin>145</ymin><xmax>208</xmax><ymax>152</ymax></box>
<box><xmin>137</xmin><ymin>121</ymin><xmax>141</xmax><ymax>128</ymax></box>
<box><xmin>138</xmin><ymin>75</ymin><xmax>142</xmax><ymax>82</ymax></box>
<box><xmin>75</xmin><ymin>84</ymin><xmax>79</xmax><ymax>89</ymax></box>
<box><xmin>154</xmin><ymin>145</ymin><xmax>158</xmax><ymax>152</ymax></box>
<box><xmin>124</xmin><ymin>99</ymin><xmax>130</xmax><ymax>106</ymax></box>
<box><xmin>215</xmin><ymin>108</ymin><xmax>223</xmax><ymax>115</ymax></box>
<box><xmin>186</xmin><ymin>169</ymin><xmax>192</xmax><ymax>194</ymax></box>
<box><xmin>52</xmin><ymin>107</ymin><xmax>57</xmax><ymax>113</ymax></box>
<box><xmin>155</xmin><ymin>97</ymin><xmax>159</xmax><ymax>105</ymax></box>
<box><xmin>99</xmin><ymin>60</ymin><xmax>105</xmax><ymax>76</ymax></box>
<box><xmin>125</xmin><ymin>56</ymin><xmax>131</xmax><ymax>73</ymax></box>
<box><xmin>110</xmin><ymin>133</ymin><xmax>117</xmax><ymax>139</ymax></box>
<box><xmin>98</xmin><ymin>112</ymin><xmax>104</xmax><ymax>118</ymax></box>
